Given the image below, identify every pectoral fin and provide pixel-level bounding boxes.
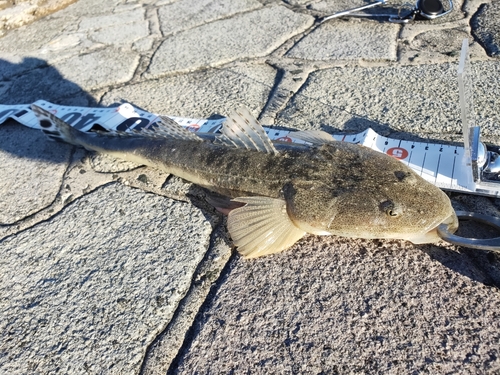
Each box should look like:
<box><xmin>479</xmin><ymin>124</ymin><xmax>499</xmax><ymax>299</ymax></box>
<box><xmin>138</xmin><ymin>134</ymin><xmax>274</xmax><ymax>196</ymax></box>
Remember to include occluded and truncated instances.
<box><xmin>227</xmin><ymin>196</ymin><xmax>306</xmax><ymax>258</ymax></box>
<box><xmin>204</xmin><ymin>190</ymin><xmax>245</xmax><ymax>215</ymax></box>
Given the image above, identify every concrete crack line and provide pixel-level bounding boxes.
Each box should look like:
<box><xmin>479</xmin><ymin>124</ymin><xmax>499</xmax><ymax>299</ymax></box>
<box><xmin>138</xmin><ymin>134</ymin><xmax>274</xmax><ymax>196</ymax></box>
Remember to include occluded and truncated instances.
<box><xmin>139</xmin><ymin>221</ymin><xmax>233</xmax><ymax>374</ymax></box>
<box><xmin>164</xmin><ymin>253</ymin><xmax>237</xmax><ymax>374</ymax></box>
<box><xmin>224</xmin><ymin>63</ymin><xmax>376</xmax><ymax>126</ymax></box>
<box><xmin>259</xmin><ymin>62</ymin><xmax>314</xmax><ymax>125</ymax></box>
<box><xmin>157</xmin><ymin>3</ymin><xmax>264</xmax><ymax>40</ymax></box>
<box><xmin>0</xmin><ymin>148</ymin><xmax>173</xmax><ymax>241</ymax></box>
<box><xmin>0</xmin><ymin>146</ymin><xmax>75</xmax><ymax>240</ymax></box>
<box><xmin>0</xmin><ymin>150</ymin><xmax>107</xmax><ymax>241</ymax></box>
<box><xmin>272</xmin><ymin>21</ymin><xmax>321</xmax><ymax>58</ymax></box>
<box><xmin>130</xmin><ymin>5</ymin><xmax>164</xmax><ymax>80</ymax></box>
<box><xmin>146</xmin><ymin>5</ymin><xmax>162</xmax><ymax>38</ymax></box>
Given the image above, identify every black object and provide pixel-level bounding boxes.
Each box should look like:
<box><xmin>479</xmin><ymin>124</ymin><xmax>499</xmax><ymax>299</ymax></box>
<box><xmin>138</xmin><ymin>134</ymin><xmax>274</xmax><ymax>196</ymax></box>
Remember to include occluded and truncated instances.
<box><xmin>417</xmin><ymin>0</ymin><xmax>445</xmax><ymax>17</ymax></box>
<box><xmin>390</xmin><ymin>0</ymin><xmax>453</xmax><ymax>22</ymax></box>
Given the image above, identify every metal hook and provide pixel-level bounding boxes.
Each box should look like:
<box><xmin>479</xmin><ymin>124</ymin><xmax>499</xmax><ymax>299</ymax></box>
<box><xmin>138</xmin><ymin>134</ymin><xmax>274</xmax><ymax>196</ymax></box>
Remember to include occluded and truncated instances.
<box><xmin>437</xmin><ymin>211</ymin><xmax>500</xmax><ymax>252</ymax></box>
<box><xmin>388</xmin><ymin>3</ymin><xmax>416</xmax><ymax>23</ymax></box>
<box><xmin>389</xmin><ymin>0</ymin><xmax>453</xmax><ymax>22</ymax></box>
<box><xmin>321</xmin><ymin>0</ymin><xmax>387</xmax><ymax>23</ymax></box>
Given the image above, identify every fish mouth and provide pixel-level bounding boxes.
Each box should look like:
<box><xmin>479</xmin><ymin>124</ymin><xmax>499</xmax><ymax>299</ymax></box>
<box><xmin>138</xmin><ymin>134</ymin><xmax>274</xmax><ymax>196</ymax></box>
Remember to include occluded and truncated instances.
<box><xmin>407</xmin><ymin>211</ymin><xmax>459</xmax><ymax>244</ymax></box>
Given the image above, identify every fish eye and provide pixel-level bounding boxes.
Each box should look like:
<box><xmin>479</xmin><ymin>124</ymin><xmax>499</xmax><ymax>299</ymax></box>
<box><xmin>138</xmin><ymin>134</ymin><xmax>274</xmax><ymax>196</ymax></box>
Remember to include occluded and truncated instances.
<box><xmin>380</xmin><ymin>200</ymin><xmax>400</xmax><ymax>218</ymax></box>
<box><xmin>387</xmin><ymin>209</ymin><xmax>398</xmax><ymax>217</ymax></box>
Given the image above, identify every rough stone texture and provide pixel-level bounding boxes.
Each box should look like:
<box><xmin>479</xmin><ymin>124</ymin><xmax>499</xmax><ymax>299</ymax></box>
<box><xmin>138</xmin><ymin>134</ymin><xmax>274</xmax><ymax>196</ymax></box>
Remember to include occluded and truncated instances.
<box><xmin>147</xmin><ymin>5</ymin><xmax>314</xmax><ymax>77</ymax></box>
<box><xmin>0</xmin><ymin>150</ymin><xmax>178</xmax><ymax>240</ymax></box>
<box><xmin>277</xmin><ymin>61</ymin><xmax>500</xmax><ymax>137</ymax></box>
<box><xmin>102</xmin><ymin>64</ymin><xmax>276</xmax><ymax>118</ymax></box>
<box><xmin>286</xmin><ymin>19</ymin><xmax>400</xmax><ymax>61</ymax></box>
<box><xmin>89</xmin><ymin>22</ymin><xmax>149</xmax><ymax>47</ymax></box>
<box><xmin>55</xmin><ymin>47</ymin><xmax>139</xmax><ymax>91</ymax></box>
<box><xmin>410</xmin><ymin>28</ymin><xmax>470</xmax><ymax>54</ymax></box>
<box><xmin>0</xmin><ymin>16</ymin><xmax>77</xmax><ymax>60</ymax></box>
<box><xmin>26</xmin><ymin>4</ymin><xmax>149</xmax><ymax>59</ymax></box>
<box><xmin>89</xmin><ymin>153</ymin><xmax>143</xmax><ymax>173</ymax></box>
<box><xmin>55</xmin><ymin>0</ymin><xmax>123</xmax><ymax>18</ymax></box>
<box><xmin>0</xmin><ymin>183</ymin><xmax>213</xmax><ymax>374</ymax></box>
<box><xmin>398</xmin><ymin>17</ymin><xmax>488</xmax><ymax>64</ymax></box>
<box><xmin>84</xmin><ymin>7</ymin><xmax>150</xmax><ymax>48</ymax></box>
<box><xmin>0</xmin><ymin>122</ymin><xmax>71</xmax><ymax>224</ymax></box>
<box><xmin>396</xmin><ymin>26</ymin><xmax>477</xmax><ymax>65</ymax></box>
<box><xmin>0</xmin><ymin>4</ymin><xmax>145</xmax><ymax>82</ymax></box>
<box><xmin>141</xmin><ymin>225</ymin><xmax>233</xmax><ymax>373</ymax></box>
<box><xmin>79</xmin><ymin>7</ymin><xmax>145</xmax><ymax>31</ymax></box>
<box><xmin>0</xmin><ymin>55</ymin><xmax>47</xmax><ymax>80</ymax></box>
<box><xmin>471</xmin><ymin>1</ymin><xmax>500</xmax><ymax>57</ymax></box>
<box><xmin>158</xmin><ymin>0</ymin><xmax>261</xmax><ymax>36</ymax></box>
<box><xmin>0</xmin><ymin>4</ymin><xmax>141</xmax><ymax>102</ymax></box>
<box><xmin>0</xmin><ymin>0</ymin><xmax>76</xmax><ymax>34</ymax></box>
<box><xmin>173</xmin><ymin>237</ymin><xmax>500</xmax><ymax>374</ymax></box>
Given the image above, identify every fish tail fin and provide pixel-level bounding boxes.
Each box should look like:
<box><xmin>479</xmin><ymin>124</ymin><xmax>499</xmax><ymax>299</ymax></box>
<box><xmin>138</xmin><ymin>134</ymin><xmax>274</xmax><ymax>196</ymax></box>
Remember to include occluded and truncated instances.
<box><xmin>31</xmin><ymin>104</ymin><xmax>82</xmax><ymax>146</ymax></box>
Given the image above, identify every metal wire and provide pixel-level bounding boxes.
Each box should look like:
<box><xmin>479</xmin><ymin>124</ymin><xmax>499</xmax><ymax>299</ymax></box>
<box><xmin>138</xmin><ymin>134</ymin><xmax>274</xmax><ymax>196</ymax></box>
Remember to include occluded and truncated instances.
<box><xmin>438</xmin><ymin>211</ymin><xmax>500</xmax><ymax>252</ymax></box>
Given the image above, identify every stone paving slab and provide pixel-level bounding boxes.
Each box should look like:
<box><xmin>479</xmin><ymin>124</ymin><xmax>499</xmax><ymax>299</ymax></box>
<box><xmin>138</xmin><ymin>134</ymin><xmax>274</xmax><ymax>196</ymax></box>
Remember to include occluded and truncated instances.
<box><xmin>157</xmin><ymin>0</ymin><xmax>261</xmax><ymax>36</ymax></box>
<box><xmin>0</xmin><ymin>61</ymin><xmax>100</xmax><ymax>105</ymax></box>
<box><xmin>0</xmin><ymin>183</ymin><xmax>213</xmax><ymax>374</ymax></box>
<box><xmin>0</xmin><ymin>14</ymin><xmax>77</xmax><ymax>58</ymax></box>
<box><xmin>102</xmin><ymin>64</ymin><xmax>276</xmax><ymax>117</ymax></box>
<box><xmin>0</xmin><ymin>121</ymin><xmax>71</xmax><ymax>224</ymax></box>
<box><xmin>173</xmin><ymin>236</ymin><xmax>500</xmax><ymax>374</ymax></box>
<box><xmin>287</xmin><ymin>20</ymin><xmax>400</xmax><ymax>62</ymax></box>
<box><xmin>277</xmin><ymin>61</ymin><xmax>500</xmax><ymax>138</ymax></box>
<box><xmin>56</xmin><ymin>48</ymin><xmax>140</xmax><ymax>91</ymax></box>
<box><xmin>147</xmin><ymin>5</ymin><xmax>314</xmax><ymax>77</ymax></box>
<box><xmin>471</xmin><ymin>0</ymin><xmax>500</xmax><ymax>57</ymax></box>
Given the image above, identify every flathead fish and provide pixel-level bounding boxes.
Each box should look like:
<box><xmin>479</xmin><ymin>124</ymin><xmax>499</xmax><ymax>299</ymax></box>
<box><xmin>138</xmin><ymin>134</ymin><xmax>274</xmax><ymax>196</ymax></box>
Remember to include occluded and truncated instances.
<box><xmin>32</xmin><ymin>105</ymin><xmax>458</xmax><ymax>258</ymax></box>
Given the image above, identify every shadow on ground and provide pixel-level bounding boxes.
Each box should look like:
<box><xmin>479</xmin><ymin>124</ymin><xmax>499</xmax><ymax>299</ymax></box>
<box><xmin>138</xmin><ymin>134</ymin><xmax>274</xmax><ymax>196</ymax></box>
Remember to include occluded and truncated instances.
<box><xmin>0</xmin><ymin>57</ymin><xmax>100</xmax><ymax>161</ymax></box>
<box><xmin>0</xmin><ymin>57</ymin><xmax>99</xmax><ymax>106</ymax></box>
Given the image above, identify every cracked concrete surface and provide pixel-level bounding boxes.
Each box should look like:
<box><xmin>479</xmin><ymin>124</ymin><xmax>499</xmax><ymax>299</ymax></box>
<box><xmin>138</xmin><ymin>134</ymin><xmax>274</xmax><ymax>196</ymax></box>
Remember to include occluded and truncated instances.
<box><xmin>1</xmin><ymin>183</ymin><xmax>213</xmax><ymax>374</ymax></box>
<box><xmin>1</xmin><ymin>0</ymin><xmax>500</xmax><ymax>373</ymax></box>
<box><xmin>147</xmin><ymin>5</ymin><xmax>314</xmax><ymax>77</ymax></box>
<box><xmin>286</xmin><ymin>20</ymin><xmax>400</xmax><ymax>61</ymax></box>
<box><xmin>471</xmin><ymin>0</ymin><xmax>500</xmax><ymax>57</ymax></box>
<box><xmin>101</xmin><ymin>64</ymin><xmax>277</xmax><ymax>117</ymax></box>
<box><xmin>0</xmin><ymin>121</ymin><xmax>71</xmax><ymax>224</ymax></box>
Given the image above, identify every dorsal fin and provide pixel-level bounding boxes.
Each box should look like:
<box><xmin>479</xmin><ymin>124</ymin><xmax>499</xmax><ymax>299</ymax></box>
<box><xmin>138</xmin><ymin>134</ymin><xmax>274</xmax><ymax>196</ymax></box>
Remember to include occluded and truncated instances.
<box><xmin>135</xmin><ymin>116</ymin><xmax>203</xmax><ymax>142</ymax></box>
<box><xmin>289</xmin><ymin>130</ymin><xmax>335</xmax><ymax>145</ymax></box>
<box><xmin>219</xmin><ymin>107</ymin><xmax>278</xmax><ymax>155</ymax></box>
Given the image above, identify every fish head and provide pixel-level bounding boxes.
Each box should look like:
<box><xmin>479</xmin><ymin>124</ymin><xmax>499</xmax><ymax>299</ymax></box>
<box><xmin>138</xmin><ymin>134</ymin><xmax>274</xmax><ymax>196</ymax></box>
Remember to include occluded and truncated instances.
<box><xmin>284</xmin><ymin>143</ymin><xmax>458</xmax><ymax>244</ymax></box>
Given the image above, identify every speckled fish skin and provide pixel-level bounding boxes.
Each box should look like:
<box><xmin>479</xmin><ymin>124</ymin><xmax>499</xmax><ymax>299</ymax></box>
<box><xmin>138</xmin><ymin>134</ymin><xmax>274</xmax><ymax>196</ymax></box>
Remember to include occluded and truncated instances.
<box><xmin>32</xmin><ymin>105</ymin><xmax>458</xmax><ymax>258</ymax></box>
